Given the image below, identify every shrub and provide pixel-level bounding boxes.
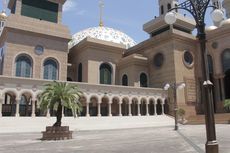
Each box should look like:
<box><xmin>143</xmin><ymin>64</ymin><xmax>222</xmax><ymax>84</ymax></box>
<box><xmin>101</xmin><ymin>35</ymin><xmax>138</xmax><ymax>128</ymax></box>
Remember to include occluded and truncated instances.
<box><xmin>224</xmin><ymin>99</ymin><xmax>230</xmax><ymax>112</ymax></box>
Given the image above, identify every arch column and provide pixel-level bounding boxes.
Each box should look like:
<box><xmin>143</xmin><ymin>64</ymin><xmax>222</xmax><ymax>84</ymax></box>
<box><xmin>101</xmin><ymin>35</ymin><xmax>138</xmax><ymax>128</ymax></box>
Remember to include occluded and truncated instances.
<box><xmin>119</xmin><ymin>102</ymin><xmax>122</xmax><ymax>116</ymax></box>
<box><xmin>154</xmin><ymin>101</ymin><xmax>157</xmax><ymax>115</ymax></box>
<box><xmin>0</xmin><ymin>97</ymin><xmax>3</xmax><ymax>117</ymax></box>
<box><xmin>15</xmin><ymin>98</ymin><xmax>20</xmax><ymax>117</ymax></box>
<box><xmin>62</xmin><ymin>106</ymin><xmax>65</xmax><ymax>117</ymax></box>
<box><xmin>97</xmin><ymin>102</ymin><xmax>101</xmax><ymax>117</ymax></box>
<box><xmin>86</xmin><ymin>102</ymin><xmax>90</xmax><ymax>117</ymax></box>
<box><xmin>108</xmin><ymin>101</ymin><xmax>112</xmax><ymax>117</ymax></box>
<box><xmin>162</xmin><ymin>101</ymin><xmax>165</xmax><ymax>115</ymax></box>
<box><xmin>137</xmin><ymin>101</ymin><xmax>141</xmax><ymax>116</ymax></box>
<box><xmin>146</xmin><ymin>102</ymin><xmax>149</xmax><ymax>116</ymax></box>
<box><xmin>31</xmin><ymin>99</ymin><xmax>36</xmax><ymax>117</ymax></box>
<box><xmin>46</xmin><ymin>108</ymin><xmax>50</xmax><ymax>118</ymax></box>
<box><xmin>128</xmin><ymin>102</ymin><xmax>132</xmax><ymax>116</ymax></box>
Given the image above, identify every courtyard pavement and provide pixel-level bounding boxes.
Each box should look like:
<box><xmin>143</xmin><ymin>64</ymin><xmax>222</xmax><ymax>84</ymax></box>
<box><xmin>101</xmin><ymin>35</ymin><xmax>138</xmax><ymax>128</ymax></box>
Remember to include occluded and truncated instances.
<box><xmin>0</xmin><ymin>124</ymin><xmax>229</xmax><ymax>153</ymax></box>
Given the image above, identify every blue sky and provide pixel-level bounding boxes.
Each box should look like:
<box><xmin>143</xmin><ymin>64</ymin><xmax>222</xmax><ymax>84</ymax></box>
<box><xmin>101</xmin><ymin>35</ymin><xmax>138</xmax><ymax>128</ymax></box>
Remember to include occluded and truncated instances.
<box><xmin>0</xmin><ymin>0</ymin><xmax>225</xmax><ymax>43</ymax></box>
<box><xmin>62</xmin><ymin>0</ymin><xmax>157</xmax><ymax>43</ymax></box>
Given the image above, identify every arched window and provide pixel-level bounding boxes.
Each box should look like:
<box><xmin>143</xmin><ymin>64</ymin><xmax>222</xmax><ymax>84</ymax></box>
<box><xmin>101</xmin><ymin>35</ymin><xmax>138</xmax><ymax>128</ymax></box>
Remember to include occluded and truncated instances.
<box><xmin>78</xmin><ymin>63</ymin><xmax>82</xmax><ymax>82</ymax></box>
<box><xmin>15</xmin><ymin>54</ymin><xmax>32</xmax><ymax>78</ymax></box>
<box><xmin>208</xmin><ymin>55</ymin><xmax>213</xmax><ymax>74</ymax></box>
<box><xmin>161</xmin><ymin>5</ymin><xmax>164</xmax><ymax>15</ymax></box>
<box><xmin>222</xmin><ymin>49</ymin><xmax>230</xmax><ymax>99</ymax></box>
<box><xmin>140</xmin><ymin>73</ymin><xmax>148</xmax><ymax>87</ymax></box>
<box><xmin>100</xmin><ymin>63</ymin><xmax>112</xmax><ymax>85</ymax></box>
<box><xmin>167</xmin><ymin>3</ymin><xmax>171</xmax><ymax>10</ymax></box>
<box><xmin>222</xmin><ymin>49</ymin><xmax>230</xmax><ymax>73</ymax></box>
<box><xmin>43</xmin><ymin>59</ymin><xmax>58</xmax><ymax>80</ymax></box>
<box><xmin>122</xmin><ymin>74</ymin><xmax>128</xmax><ymax>86</ymax></box>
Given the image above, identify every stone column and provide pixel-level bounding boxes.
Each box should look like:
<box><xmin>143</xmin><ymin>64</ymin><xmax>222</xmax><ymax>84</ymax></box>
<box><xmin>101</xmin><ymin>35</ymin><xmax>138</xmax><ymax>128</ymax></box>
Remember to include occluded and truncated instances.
<box><xmin>0</xmin><ymin>97</ymin><xmax>3</xmax><ymax>117</ymax></box>
<box><xmin>46</xmin><ymin>108</ymin><xmax>50</xmax><ymax>118</ymax></box>
<box><xmin>15</xmin><ymin>98</ymin><xmax>20</xmax><ymax>117</ymax></box>
<box><xmin>31</xmin><ymin>100</ymin><xmax>36</xmax><ymax>117</ymax></box>
<box><xmin>86</xmin><ymin>102</ymin><xmax>90</xmax><ymax>117</ymax></box>
<box><xmin>146</xmin><ymin>102</ymin><xmax>149</xmax><ymax>116</ymax></box>
<box><xmin>119</xmin><ymin>102</ymin><xmax>122</xmax><ymax>116</ymax></box>
<box><xmin>162</xmin><ymin>103</ymin><xmax>165</xmax><ymax>115</ymax></box>
<box><xmin>108</xmin><ymin>102</ymin><xmax>112</xmax><ymax>117</ymax></box>
<box><xmin>137</xmin><ymin>102</ymin><xmax>141</xmax><ymax>116</ymax></box>
<box><xmin>62</xmin><ymin>106</ymin><xmax>65</xmax><ymax>117</ymax></box>
<box><xmin>154</xmin><ymin>102</ymin><xmax>157</xmax><ymax>115</ymax></box>
<box><xmin>97</xmin><ymin>102</ymin><xmax>101</xmax><ymax>117</ymax></box>
<box><xmin>128</xmin><ymin>102</ymin><xmax>132</xmax><ymax>116</ymax></box>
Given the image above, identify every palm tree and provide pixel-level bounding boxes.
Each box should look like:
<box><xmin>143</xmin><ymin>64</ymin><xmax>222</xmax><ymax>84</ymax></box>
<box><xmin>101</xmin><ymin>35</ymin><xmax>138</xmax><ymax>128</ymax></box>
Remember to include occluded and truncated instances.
<box><xmin>224</xmin><ymin>99</ymin><xmax>230</xmax><ymax>112</ymax></box>
<box><xmin>38</xmin><ymin>81</ymin><xmax>82</xmax><ymax>127</ymax></box>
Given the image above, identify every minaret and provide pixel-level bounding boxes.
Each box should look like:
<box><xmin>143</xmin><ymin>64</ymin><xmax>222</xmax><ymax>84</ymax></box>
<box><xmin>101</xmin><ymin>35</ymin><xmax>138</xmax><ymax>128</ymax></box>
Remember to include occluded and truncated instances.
<box><xmin>212</xmin><ymin>0</ymin><xmax>224</xmax><ymax>26</ymax></box>
<box><xmin>223</xmin><ymin>0</ymin><xmax>230</xmax><ymax>18</ymax></box>
<box><xmin>99</xmin><ymin>0</ymin><xmax>104</xmax><ymax>27</ymax></box>
<box><xmin>143</xmin><ymin>0</ymin><xmax>195</xmax><ymax>37</ymax></box>
<box><xmin>0</xmin><ymin>0</ymin><xmax>7</xmax><ymax>36</ymax></box>
<box><xmin>158</xmin><ymin>0</ymin><xmax>178</xmax><ymax>16</ymax></box>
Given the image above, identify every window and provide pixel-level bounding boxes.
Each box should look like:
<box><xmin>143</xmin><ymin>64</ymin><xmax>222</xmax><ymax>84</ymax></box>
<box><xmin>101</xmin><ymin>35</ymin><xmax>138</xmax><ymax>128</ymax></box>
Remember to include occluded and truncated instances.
<box><xmin>161</xmin><ymin>5</ymin><xmax>164</xmax><ymax>15</ymax></box>
<box><xmin>100</xmin><ymin>63</ymin><xmax>112</xmax><ymax>85</ymax></box>
<box><xmin>122</xmin><ymin>74</ymin><xmax>128</xmax><ymax>86</ymax></box>
<box><xmin>21</xmin><ymin>0</ymin><xmax>58</xmax><ymax>23</ymax></box>
<box><xmin>167</xmin><ymin>3</ymin><xmax>171</xmax><ymax>10</ymax></box>
<box><xmin>153</xmin><ymin>53</ymin><xmax>164</xmax><ymax>68</ymax></box>
<box><xmin>222</xmin><ymin>49</ymin><xmax>230</xmax><ymax>73</ymax></box>
<box><xmin>43</xmin><ymin>59</ymin><xmax>58</xmax><ymax>80</ymax></box>
<box><xmin>78</xmin><ymin>63</ymin><xmax>82</xmax><ymax>82</ymax></box>
<box><xmin>208</xmin><ymin>55</ymin><xmax>213</xmax><ymax>74</ymax></box>
<box><xmin>183</xmin><ymin>50</ymin><xmax>194</xmax><ymax>68</ymax></box>
<box><xmin>15</xmin><ymin>54</ymin><xmax>32</xmax><ymax>78</ymax></box>
<box><xmin>140</xmin><ymin>73</ymin><xmax>148</xmax><ymax>87</ymax></box>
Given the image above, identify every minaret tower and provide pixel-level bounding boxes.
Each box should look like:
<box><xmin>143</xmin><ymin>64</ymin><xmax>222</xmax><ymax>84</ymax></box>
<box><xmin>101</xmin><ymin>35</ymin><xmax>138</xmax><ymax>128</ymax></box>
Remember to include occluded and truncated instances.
<box><xmin>143</xmin><ymin>0</ymin><xmax>195</xmax><ymax>37</ymax></box>
<box><xmin>223</xmin><ymin>0</ymin><xmax>230</xmax><ymax>18</ymax></box>
<box><xmin>158</xmin><ymin>0</ymin><xmax>178</xmax><ymax>16</ymax></box>
<box><xmin>0</xmin><ymin>0</ymin><xmax>7</xmax><ymax>36</ymax></box>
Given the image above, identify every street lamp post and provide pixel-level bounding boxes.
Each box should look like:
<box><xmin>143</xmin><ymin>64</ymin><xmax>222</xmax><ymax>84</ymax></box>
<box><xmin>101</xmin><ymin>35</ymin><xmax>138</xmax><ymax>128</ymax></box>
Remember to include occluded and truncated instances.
<box><xmin>164</xmin><ymin>1</ymin><xmax>224</xmax><ymax>153</ymax></box>
<box><xmin>164</xmin><ymin>83</ymin><xmax>186</xmax><ymax>131</ymax></box>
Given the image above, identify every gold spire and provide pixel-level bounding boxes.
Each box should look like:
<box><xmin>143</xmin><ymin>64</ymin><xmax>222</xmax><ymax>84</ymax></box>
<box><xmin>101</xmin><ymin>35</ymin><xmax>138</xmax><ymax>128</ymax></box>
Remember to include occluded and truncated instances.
<box><xmin>2</xmin><ymin>0</ymin><xmax>6</xmax><ymax>12</ymax></box>
<box><xmin>99</xmin><ymin>0</ymin><xmax>104</xmax><ymax>27</ymax></box>
<box><xmin>0</xmin><ymin>0</ymin><xmax>7</xmax><ymax>20</ymax></box>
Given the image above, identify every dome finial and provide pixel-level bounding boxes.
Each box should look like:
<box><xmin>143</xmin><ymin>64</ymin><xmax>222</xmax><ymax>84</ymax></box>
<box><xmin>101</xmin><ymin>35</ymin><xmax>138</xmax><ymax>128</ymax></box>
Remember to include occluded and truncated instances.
<box><xmin>2</xmin><ymin>0</ymin><xmax>7</xmax><ymax>12</ymax></box>
<box><xmin>0</xmin><ymin>0</ymin><xmax>7</xmax><ymax>20</ymax></box>
<box><xmin>99</xmin><ymin>0</ymin><xmax>104</xmax><ymax>27</ymax></box>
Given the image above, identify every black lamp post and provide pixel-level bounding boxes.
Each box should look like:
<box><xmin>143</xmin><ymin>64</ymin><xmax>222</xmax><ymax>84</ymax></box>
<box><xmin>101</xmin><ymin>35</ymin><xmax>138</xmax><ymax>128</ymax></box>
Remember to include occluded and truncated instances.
<box><xmin>164</xmin><ymin>1</ymin><xmax>224</xmax><ymax>153</ymax></box>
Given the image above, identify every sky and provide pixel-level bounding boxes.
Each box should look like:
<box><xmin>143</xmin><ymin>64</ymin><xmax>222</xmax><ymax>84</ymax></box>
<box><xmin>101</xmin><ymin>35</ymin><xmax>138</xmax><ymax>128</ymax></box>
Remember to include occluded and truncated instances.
<box><xmin>0</xmin><ymin>0</ymin><xmax>226</xmax><ymax>43</ymax></box>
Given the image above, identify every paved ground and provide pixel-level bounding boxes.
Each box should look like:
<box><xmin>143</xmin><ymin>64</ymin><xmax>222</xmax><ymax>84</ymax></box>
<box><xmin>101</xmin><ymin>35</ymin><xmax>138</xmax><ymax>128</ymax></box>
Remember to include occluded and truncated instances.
<box><xmin>0</xmin><ymin>124</ymin><xmax>229</xmax><ymax>153</ymax></box>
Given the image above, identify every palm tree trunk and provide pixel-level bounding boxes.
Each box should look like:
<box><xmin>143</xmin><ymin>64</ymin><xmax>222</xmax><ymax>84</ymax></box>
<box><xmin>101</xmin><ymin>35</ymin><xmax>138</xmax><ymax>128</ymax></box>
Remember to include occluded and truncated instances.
<box><xmin>53</xmin><ymin>103</ymin><xmax>62</xmax><ymax>127</ymax></box>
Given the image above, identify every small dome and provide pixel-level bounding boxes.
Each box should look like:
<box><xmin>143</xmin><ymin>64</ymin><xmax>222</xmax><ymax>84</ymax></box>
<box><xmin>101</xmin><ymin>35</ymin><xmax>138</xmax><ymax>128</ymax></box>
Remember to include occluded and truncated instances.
<box><xmin>69</xmin><ymin>26</ymin><xmax>136</xmax><ymax>49</ymax></box>
<box><xmin>0</xmin><ymin>11</ymin><xmax>7</xmax><ymax>20</ymax></box>
<box><xmin>220</xmin><ymin>18</ymin><xmax>230</xmax><ymax>27</ymax></box>
<box><xmin>205</xmin><ymin>26</ymin><xmax>218</xmax><ymax>32</ymax></box>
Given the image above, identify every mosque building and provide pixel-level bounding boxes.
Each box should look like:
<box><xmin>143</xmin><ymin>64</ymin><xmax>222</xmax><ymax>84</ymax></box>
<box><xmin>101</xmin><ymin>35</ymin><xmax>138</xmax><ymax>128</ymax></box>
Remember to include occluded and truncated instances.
<box><xmin>0</xmin><ymin>0</ymin><xmax>229</xmax><ymax>121</ymax></box>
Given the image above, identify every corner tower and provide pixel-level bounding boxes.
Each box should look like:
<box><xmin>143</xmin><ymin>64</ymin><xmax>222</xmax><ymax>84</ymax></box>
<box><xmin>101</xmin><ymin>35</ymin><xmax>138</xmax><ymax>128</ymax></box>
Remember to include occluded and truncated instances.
<box><xmin>143</xmin><ymin>0</ymin><xmax>195</xmax><ymax>37</ymax></box>
<box><xmin>158</xmin><ymin>0</ymin><xmax>178</xmax><ymax>16</ymax></box>
<box><xmin>223</xmin><ymin>0</ymin><xmax>230</xmax><ymax>18</ymax></box>
<box><xmin>0</xmin><ymin>0</ymin><xmax>71</xmax><ymax>81</ymax></box>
